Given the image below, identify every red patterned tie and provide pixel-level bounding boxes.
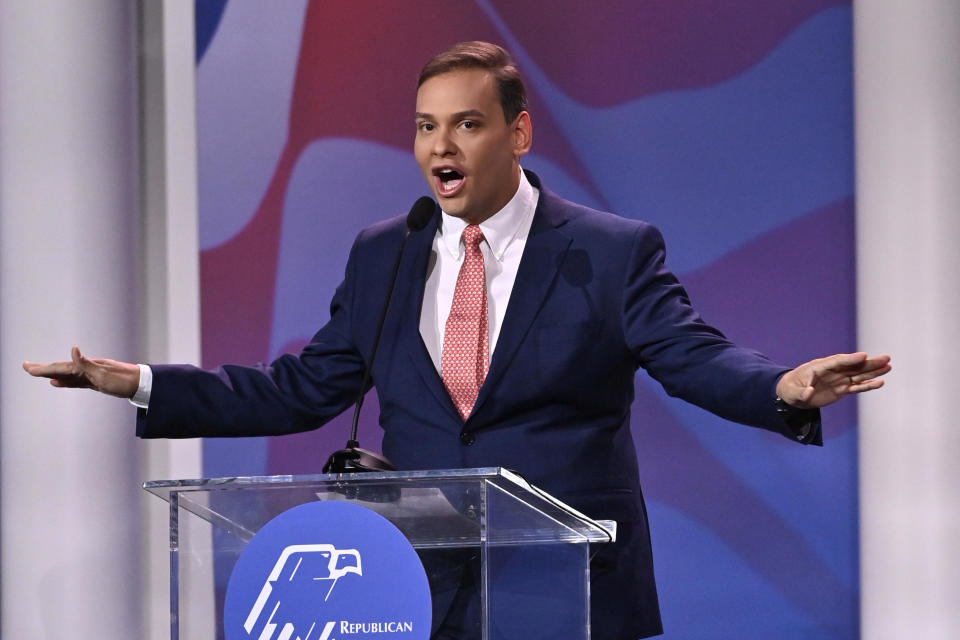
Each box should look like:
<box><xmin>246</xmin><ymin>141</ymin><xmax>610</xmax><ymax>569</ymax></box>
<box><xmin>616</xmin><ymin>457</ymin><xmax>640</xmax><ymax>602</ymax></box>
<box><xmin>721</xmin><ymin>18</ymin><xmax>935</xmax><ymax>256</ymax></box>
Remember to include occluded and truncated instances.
<box><xmin>441</xmin><ymin>224</ymin><xmax>489</xmax><ymax>420</ymax></box>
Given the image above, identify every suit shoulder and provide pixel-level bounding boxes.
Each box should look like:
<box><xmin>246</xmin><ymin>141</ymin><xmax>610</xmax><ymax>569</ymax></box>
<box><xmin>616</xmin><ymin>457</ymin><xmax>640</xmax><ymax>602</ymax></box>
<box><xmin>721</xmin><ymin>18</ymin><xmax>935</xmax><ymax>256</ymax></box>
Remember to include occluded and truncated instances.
<box><xmin>545</xmin><ymin>191</ymin><xmax>664</xmax><ymax>247</ymax></box>
<box><xmin>355</xmin><ymin>213</ymin><xmax>408</xmax><ymax>247</ymax></box>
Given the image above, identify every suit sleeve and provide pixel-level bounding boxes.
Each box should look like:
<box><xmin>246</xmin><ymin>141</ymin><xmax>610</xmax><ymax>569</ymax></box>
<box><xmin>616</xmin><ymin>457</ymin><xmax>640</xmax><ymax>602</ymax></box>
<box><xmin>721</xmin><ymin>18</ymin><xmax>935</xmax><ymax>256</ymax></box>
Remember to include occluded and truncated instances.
<box><xmin>621</xmin><ymin>224</ymin><xmax>821</xmax><ymax>444</ymax></box>
<box><xmin>136</xmin><ymin>234</ymin><xmax>369</xmax><ymax>439</ymax></box>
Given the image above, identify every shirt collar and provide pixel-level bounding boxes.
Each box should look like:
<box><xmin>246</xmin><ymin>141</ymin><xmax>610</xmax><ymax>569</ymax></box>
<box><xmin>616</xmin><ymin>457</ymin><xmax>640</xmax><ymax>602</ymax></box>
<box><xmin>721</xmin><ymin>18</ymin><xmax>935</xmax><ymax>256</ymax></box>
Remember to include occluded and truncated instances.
<box><xmin>439</xmin><ymin>168</ymin><xmax>538</xmax><ymax>262</ymax></box>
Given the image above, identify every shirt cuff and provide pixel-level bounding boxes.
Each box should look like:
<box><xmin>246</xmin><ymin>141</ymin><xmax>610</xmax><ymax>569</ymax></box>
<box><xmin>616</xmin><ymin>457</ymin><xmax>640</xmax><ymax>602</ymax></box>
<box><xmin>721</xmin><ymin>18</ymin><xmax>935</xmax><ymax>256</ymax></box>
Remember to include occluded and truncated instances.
<box><xmin>128</xmin><ymin>363</ymin><xmax>153</xmax><ymax>409</ymax></box>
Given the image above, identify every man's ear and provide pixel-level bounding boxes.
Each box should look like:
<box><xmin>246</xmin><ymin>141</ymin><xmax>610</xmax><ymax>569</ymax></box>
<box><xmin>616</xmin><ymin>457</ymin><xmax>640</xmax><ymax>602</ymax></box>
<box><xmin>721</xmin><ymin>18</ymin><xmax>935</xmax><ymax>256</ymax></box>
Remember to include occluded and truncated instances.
<box><xmin>512</xmin><ymin>111</ymin><xmax>533</xmax><ymax>158</ymax></box>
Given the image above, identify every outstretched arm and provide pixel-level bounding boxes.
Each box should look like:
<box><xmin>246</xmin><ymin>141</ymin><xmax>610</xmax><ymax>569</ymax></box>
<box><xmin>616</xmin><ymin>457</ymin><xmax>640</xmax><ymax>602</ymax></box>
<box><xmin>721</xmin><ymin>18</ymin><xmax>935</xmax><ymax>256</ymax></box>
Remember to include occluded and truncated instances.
<box><xmin>23</xmin><ymin>346</ymin><xmax>140</xmax><ymax>399</ymax></box>
<box><xmin>776</xmin><ymin>352</ymin><xmax>891</xmax><ymax>409</ymax></box>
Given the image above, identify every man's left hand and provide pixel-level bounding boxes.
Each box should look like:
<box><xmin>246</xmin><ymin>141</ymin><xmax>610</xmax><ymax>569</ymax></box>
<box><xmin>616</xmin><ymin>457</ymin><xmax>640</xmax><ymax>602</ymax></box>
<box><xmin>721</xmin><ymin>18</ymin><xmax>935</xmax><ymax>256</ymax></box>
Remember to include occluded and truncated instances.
<box><xmin>776</xmin><ymin>352</ymin><xmax>891</xmax><ymax>409</ymax></box>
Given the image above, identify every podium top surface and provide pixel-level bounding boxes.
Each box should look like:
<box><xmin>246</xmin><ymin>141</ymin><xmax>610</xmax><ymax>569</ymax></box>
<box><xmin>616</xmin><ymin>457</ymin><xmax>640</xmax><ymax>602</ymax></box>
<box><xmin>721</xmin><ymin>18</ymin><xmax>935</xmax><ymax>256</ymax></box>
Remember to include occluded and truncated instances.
<box><xmin>144</xmin><ymin>467</ymin><xmax>615</xmax><ymax>546</ymax></box>
<box><xmin>144</xmin><ymin>467</ymin><xmax>523</xmax><ymax>496</ymax></box>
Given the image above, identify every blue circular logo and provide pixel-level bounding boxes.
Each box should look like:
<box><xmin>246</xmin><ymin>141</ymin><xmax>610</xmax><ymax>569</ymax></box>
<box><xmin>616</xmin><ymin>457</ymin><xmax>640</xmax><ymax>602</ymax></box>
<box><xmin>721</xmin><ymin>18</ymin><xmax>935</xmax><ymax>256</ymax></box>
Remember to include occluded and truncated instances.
<box><xmin>224</xmin><ymin>501</ymin><xmax>432</xmax><ymax>639</ymax></box>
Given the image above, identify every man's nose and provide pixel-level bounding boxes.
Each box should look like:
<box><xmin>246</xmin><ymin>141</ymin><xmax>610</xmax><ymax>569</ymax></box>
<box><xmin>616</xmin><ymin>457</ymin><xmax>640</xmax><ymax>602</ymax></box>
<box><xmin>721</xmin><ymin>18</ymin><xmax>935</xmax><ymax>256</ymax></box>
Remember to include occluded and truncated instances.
<box><xmin>432</xmin><ymin>128</ymin><xmax>457</xmax><ymax>156</ymax></box>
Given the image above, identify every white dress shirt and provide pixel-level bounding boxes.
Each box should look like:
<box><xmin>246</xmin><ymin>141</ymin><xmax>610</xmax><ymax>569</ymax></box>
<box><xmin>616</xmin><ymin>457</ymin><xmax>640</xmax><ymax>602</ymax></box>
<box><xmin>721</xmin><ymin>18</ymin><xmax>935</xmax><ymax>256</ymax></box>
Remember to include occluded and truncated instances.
<box><xmin>132</xmin><ymin>169</ymin><xmax>539</xmax><ymax>408</ymax></box>
<box><xmin>419</xmin><ymin>169</ymin><xmax>539</xmax><ymax>371</ymax></box>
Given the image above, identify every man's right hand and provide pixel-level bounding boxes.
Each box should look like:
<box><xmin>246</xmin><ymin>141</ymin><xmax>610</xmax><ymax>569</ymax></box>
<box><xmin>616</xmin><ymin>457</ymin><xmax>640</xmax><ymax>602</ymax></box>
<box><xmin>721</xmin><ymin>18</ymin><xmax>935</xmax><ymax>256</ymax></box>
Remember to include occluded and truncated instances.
<box><xmin>23</xmin><ymin>346</ymin><xmax>140</xmax><ymax>399</ymax></box>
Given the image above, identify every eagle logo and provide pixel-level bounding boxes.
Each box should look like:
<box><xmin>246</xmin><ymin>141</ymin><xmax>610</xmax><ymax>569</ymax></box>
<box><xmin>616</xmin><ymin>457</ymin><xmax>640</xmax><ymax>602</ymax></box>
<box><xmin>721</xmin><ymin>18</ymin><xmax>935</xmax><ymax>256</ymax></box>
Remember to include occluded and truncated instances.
<box><xmin>243</xmin><ymin>544</ymin><xmax>362</xmax><ymax>639</ymax></box>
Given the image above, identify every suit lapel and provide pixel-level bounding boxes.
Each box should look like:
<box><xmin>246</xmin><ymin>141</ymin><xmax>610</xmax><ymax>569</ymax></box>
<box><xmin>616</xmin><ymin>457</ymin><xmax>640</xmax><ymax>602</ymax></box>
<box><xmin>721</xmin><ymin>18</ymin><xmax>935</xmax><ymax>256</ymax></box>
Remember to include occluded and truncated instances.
<box><xmin>470</xmin><ymin>191</ymin><xmax>572</xmax><ymax>422</ymax></box>
<box><xmin>397</xmin><ymin>212</ymin><xmax>463</xmax><ymax>422</ymax></box>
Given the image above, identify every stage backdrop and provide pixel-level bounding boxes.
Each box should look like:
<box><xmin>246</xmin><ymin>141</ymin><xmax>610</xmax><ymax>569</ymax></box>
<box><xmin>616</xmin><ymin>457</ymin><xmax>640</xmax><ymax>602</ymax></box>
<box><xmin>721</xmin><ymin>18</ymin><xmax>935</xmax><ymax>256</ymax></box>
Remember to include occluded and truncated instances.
<box><xmin>195</xmin><ymin>2</ymin><xmax>857</xmax><ymax>637</ymax></box>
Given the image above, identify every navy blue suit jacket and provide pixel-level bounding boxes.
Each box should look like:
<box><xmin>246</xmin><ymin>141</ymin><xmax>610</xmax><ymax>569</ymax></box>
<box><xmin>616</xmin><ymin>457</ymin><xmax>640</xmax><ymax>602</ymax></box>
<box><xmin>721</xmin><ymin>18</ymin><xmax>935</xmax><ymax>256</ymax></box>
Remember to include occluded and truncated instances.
<box><xmin>138</xmin><ymin>171</ymin><xmax>819</xmax><ymax>639</ymax></box>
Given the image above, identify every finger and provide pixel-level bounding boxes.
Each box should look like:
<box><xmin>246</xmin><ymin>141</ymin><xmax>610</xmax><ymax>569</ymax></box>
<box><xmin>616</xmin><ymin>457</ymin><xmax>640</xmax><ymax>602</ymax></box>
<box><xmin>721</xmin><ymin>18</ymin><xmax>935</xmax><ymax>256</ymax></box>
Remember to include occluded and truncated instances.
<box><xmin>857</xmin><ymin>360</ymin><xmax>892</xmax><ymax>373</ymax></box>
<box><xmin>824</xmin><ymin>362</ymin><xmax>891</xmax><ymax>383</ymax></box>
<box><xmin>836</xmin><ymin>354</ymin><xmax>892</xmax><ymax>375</ymax></box>
<box><xmin>820</xmin><ymin>352</ymin><xmax>868</xmax><ymax>372</ymax></box>
<box><xmin>811</xmin><ymin>368</ymin><xmax>862</xmax><ymax>388</ymax></box>
<box><xmin>22</xmin><ymin>359</ymin><xmax>79</xmax><ymax>378</ymax></box>
<box><xmin>856</xmin><ymin>360</ymin><xmax>892</xmax><ymax>377</ymax></box>
<box><xmin>48</xmin><ymin>372</ymin><xmax>93</xmax><ymax>389</ymax></box>
<box><xmin>850</xmin><ymin>378</ymin><xmax>884</xmax><ymax>393</ymax></box>
<box><xmin>864</xmin><ymin>353</ymin><xmax>892</xmax><ymax>367</ymax></box>
<box><xmin>850</xmin><ymin>364</ymin><xmax>892</xmax><ymax>384</ymax></box>
<box><xmin>71</xmin><ymin>345</ymin><xmax>84</xmax><ymax>371</ymax></box>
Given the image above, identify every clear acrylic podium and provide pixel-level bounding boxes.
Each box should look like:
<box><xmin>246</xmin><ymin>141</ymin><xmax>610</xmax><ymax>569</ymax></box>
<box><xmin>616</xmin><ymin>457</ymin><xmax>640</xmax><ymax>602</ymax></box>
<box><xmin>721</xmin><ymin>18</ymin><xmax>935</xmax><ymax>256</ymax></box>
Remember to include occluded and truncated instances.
<box><xmin>145</xmin><ymin>468</ymin><xmax>614</xmax><ymax>640</ymax></box>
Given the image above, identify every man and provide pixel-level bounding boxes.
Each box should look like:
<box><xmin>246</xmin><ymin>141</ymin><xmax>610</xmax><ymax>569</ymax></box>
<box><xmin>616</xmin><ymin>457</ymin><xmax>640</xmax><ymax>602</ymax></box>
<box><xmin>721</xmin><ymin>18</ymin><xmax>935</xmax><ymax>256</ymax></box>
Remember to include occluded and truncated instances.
<box><xmin>25</xmin><ymin>42</ymin><xmax>890</xmax><ymax>639</ymax></box>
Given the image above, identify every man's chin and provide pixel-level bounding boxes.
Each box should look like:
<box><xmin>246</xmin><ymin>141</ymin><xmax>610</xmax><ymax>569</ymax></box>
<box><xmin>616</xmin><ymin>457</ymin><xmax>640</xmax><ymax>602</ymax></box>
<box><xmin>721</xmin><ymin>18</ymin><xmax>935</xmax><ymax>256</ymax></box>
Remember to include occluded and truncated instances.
<box><xmin>437</xmin><ymin>198</ymin><xmax>468</xmax><ymax>218</ymax></box>
<box><xmin>435</xmin><ymin>196</ymin><xmax>494</xmax><ymax>224</ymax></box>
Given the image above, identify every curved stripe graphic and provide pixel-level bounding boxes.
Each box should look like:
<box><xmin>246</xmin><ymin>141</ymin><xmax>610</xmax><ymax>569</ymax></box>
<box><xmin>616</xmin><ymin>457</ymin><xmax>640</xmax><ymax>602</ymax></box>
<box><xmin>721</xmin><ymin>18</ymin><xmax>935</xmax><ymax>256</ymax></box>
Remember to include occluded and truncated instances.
<box><xmin>196</xmin><ymin>0</ymin><xmax>307</xmax><ymax>249</ymax></box>
<box><xmin>509</xmin><ymin>7</ymin><xmax>854</xmax><ymax>272</ymax></box>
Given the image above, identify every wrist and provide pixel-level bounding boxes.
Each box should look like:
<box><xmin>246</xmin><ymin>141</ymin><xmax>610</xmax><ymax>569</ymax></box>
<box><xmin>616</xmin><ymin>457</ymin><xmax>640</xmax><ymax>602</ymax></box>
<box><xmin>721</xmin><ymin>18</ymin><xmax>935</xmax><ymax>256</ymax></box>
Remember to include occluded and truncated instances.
<box><xmin>775</xmin><ymin>395</ymin><xmax>819</xmax><ymax>443</ymax></box>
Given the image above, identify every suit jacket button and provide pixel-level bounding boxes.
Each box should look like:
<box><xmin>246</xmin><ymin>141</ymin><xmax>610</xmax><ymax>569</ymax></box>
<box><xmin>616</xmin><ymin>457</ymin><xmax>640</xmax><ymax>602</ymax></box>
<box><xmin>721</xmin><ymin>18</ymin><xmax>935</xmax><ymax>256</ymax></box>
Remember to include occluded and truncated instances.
<box><xmin>460</xmin><ymin>431</ymin><xmax>475</xmax><ymax>446</ymax></box>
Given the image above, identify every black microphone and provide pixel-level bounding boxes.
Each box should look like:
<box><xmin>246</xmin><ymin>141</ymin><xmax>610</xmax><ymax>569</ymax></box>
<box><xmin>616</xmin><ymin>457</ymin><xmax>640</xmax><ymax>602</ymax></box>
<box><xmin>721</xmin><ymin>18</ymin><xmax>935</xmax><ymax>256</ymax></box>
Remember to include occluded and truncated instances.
<box><xmin>323</xmin><ymin>196</ymin><xmax>436</xmax><ymax>473</ymax></box>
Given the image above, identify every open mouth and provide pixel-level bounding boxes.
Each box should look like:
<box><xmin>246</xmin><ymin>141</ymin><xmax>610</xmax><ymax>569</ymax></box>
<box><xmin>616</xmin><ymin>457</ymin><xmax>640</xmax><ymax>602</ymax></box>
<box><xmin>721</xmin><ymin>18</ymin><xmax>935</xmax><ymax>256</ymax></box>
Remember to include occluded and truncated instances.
<box><xmin>433</xmin><ymin>167</ymin><xmax>465</xmax><ymax>197</ymax></box>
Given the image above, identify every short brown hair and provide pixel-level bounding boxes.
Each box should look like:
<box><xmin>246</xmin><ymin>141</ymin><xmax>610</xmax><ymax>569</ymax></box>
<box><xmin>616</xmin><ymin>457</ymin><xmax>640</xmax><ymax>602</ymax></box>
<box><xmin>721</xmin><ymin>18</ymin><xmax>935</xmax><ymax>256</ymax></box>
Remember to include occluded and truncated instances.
<box><xmin>418</xmin><ymin>41</ymin><xmax>528</xmax><ymax>123</ymax></box>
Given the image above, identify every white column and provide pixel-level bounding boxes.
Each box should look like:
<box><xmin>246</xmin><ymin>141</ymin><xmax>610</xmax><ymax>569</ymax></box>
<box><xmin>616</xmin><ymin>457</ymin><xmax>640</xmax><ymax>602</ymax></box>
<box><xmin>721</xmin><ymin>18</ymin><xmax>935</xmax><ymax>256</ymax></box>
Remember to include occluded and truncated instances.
<box><xmin>855</xmin><ymin>2</ymin><xmax>960</xmax><ymax>638</ymax></box>
<box><xmin>0</xmin><ymin>0</ymin><xmax>142</xmax><ymax>637</ymax></box>
<box><xmin>139</xmin><ymin>2</ymin><xmax>208</xmax><ymax>638</ymax></box>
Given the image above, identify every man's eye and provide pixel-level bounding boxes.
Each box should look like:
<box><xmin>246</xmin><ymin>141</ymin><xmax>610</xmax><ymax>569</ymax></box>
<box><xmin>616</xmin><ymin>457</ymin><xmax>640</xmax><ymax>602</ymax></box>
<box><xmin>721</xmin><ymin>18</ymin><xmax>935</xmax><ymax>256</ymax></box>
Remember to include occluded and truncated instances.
<box><xmin>461</xmin><ymin>121</ymin><xmax>477</xmax><ymax>130</ymax></box>
<box><xmin>417</xmin><ymin>122</ymin><xmax>434</xmax><ymax>132</ymax></box>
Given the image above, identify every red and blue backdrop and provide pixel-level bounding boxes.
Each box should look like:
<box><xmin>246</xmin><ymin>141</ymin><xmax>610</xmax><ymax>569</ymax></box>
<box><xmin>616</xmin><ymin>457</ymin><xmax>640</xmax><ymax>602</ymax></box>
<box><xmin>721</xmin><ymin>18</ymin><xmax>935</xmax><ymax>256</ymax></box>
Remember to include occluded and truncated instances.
<box><xmin>194</xmin><ymin>2</ymin><xmax>857</xmax><ymax>637</ymax></box>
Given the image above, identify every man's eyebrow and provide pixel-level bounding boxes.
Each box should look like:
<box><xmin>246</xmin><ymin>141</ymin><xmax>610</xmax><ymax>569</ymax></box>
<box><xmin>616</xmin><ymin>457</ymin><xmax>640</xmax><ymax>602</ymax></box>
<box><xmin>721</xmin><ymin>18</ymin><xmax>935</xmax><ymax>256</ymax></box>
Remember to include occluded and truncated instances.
<box><xmin>414</xmin><ymin>109</ymin><xmax>486</xmax><ymax>120</ymax></box>
<box><xmin>452</xmin><ymin>109</ymin><xmax>486</xmax><ymax>119</ymax></box>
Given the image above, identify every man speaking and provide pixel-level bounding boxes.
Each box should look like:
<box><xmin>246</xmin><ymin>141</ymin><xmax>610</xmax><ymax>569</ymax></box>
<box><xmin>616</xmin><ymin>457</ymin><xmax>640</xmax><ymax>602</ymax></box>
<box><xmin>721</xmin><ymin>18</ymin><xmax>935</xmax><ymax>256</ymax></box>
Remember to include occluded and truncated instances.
<box><xmin>24</xmin><ymin>42</ymin><xmax>890</xmax><ymax>639</ymax></box>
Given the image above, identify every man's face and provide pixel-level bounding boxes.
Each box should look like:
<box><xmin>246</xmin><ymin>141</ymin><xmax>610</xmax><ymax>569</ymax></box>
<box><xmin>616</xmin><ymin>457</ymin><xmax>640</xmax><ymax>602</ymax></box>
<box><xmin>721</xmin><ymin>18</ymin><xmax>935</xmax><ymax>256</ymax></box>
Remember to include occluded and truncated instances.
<box><xmin>414</xmin><ymin>69</ymin><xmax>531</xmax><ymax>224</ymax></box>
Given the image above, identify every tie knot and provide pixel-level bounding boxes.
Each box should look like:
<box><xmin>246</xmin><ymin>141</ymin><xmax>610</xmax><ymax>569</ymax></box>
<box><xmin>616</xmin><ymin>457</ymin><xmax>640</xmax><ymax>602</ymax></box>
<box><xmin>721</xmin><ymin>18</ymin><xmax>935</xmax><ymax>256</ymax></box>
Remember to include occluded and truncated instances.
<box><xmin>462</xmin><ymin>224</ymin><xmax>484</xmax><ymax>248</ymax></box>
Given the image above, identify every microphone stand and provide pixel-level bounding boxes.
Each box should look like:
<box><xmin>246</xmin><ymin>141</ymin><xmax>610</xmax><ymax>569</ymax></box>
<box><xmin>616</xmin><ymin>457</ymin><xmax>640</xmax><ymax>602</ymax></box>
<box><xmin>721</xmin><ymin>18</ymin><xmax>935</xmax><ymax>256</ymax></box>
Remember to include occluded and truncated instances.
<box><xmin>323</xmin><ymin>198</ymin><xmax>435</xmax><ymax>473</ymax></box>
